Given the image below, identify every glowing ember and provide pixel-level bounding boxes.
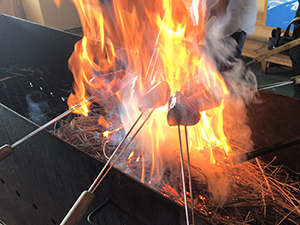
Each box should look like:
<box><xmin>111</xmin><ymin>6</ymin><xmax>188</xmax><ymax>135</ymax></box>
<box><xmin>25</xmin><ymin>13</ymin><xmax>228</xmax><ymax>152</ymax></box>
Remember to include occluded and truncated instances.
<box><xmin>102</xmin><ymin>125</ymin><xmax>123</xmax><ymax>139</ymax></box>
<box><xmin>128</xmin><ymin>151</ymin><xmax>134</xmax><ymax>161</ymax></box>
<box><xmin>162</xmin><ymin>184</ymin><xmax>180</xmax><ymax>197</ymax></box>
<box><xmin>136</xmin><ymin>156</ymin><xmax>140</xmax><ymax>162</ymax></box>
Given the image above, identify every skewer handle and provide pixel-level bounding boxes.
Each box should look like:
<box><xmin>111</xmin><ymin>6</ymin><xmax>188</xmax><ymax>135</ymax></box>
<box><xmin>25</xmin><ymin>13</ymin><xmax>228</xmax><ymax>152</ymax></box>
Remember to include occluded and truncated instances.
<box><xmin>60</xmin><ymin>190</ymin><xmax>95</xmax><ymax>225</ymax></box>
<box><xmin>0</xmin><ymin>144</ymin><xmax>13</xmax><ymax>161</ymax></box>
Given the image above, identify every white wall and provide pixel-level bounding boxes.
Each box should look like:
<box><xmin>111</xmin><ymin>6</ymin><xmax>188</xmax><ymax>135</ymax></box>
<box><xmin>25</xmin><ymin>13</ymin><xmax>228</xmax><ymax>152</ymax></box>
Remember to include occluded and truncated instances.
<box><xmin>22</xmin><ymin>0</ymin><xmax>81</xmax><ymax>31</ymax></box>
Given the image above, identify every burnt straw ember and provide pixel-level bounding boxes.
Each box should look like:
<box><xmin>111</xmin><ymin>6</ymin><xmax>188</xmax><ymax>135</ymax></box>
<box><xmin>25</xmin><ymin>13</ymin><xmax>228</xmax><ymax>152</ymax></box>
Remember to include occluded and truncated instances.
<box><xmin>53</xmin><ymin>107</ymin><xmax>300</xmax><ymax>225</ymax></box>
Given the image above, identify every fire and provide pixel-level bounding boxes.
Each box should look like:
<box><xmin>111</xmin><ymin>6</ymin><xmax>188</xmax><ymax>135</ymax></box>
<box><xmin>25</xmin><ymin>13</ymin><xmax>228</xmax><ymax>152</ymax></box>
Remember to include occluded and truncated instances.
<box><xmin>102</xmin><ymin>125</ymin><xmax>123</xmax><ymax>139</ymax></box>
<box><xmin>128</xmin><ymin>151</ymin><xmax>134</xmax><ymax>161</ymax></box>
<box><xmin>55</xmin><ymin>0</ymin><xmax>231</xmax><ymax>187</ymax></box>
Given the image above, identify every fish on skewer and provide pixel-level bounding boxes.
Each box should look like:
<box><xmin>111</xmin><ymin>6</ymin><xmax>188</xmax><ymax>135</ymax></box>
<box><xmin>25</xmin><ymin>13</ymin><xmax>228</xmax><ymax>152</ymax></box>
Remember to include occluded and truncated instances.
<box><xmin>167</xmin><ymin>91</ymin><xmax>200</xmax><ymax>126</ymax></box>
<box><xmin>167</xmin><ymin>91</ymin><xmax>201</xmax><ymax>225</ymax></box>
<box><xmin>139</xmin><ymin>80</ymin><xmax>171</xmax><ymax>111</ymax></box>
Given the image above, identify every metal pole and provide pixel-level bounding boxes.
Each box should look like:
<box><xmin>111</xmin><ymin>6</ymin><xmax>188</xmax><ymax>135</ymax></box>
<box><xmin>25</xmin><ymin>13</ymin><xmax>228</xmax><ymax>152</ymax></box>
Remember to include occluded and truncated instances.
<box><xmin>0</xmin><ymin>96</ymin><xmax>94</xmax><ymax>161</ymax></box>
<box><xmin>89</xmin><ymin>108</ymin><xmax>155</xmax><ymax>193</ymax></box>
<box><xmin>12</xmin><ymin>95</ymin><xmax>94</xmax><ymax>148</ymax></box>
<box><xmin>178</xmin><ymin>124</ymin><xmax>190</xmax><ymax>225</ymax></box>
<box><xmin>144</xmin><ymin>8</ymin><xmax>168</xmax><ymax>79</ymax></box>
<box><xmin>88</xmin><ymin>107</ymin><xmax>147</xmax><ymax>192</ymax></box>
<box><xmin>60</xmin><ymin>108</ymin><xmax>156</xmax><ymax>225</ymax></box>
<box><xmin>184</xmin><ymin>126</ymin><xmax>194</xmax><ymax>225</ymax></box>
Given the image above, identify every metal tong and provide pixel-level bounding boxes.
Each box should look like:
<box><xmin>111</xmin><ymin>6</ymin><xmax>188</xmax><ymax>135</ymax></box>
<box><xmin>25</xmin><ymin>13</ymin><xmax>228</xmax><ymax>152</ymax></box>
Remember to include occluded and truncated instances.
<box><xmin>60</xmin><ymin>12</ymin><xmax>172</xmax><ymax>222</ymax></box>
<box><xmin>60</xmin><ymin>106</ymin><xmax>156</xmax><ymax>225</ymax></box>
<box><xmin>60</xmin><ymin>79</ymin><xmax>172</xmax><ymax>225</ymax></box>
<box><xmin>0</xmin><ymin>95</ymin><xmax>94</xmax><ymax>161</ymax></box>
<box><xmin>177</xmin><ymin>125</ymin><xmax>195</xmax><ymax>225</ymax></box>
<box><xmin>167</xmin><ymin>91</ymin><xmax>202</xmax><ymax>225</ymax></box>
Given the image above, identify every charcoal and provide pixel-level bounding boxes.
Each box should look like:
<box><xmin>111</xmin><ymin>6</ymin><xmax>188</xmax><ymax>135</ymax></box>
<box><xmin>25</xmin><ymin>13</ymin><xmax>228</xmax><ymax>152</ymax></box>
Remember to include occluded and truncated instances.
<box><xmin>167</xmin><ymin>91</ymin><xmax>200</xmax><ymax>126</ymax></box>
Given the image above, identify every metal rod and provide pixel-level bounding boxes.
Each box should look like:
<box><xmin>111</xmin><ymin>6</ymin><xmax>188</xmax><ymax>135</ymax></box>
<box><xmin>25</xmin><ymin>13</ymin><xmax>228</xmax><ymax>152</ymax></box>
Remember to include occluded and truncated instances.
<box><xmin>89</xmin><ymin>108</ymin><xmax>155</xmax><ymax>193</ymax></box>
<box><xmin>178</xmin><ymin>124</ymin><xmax>190</xmax><ymax>225</ymax></box>
<box><xmin>144</xmin><ymin>9</ymin><xmax>168</xmax><ymax>79</ymax></box>
<box><xmin>184</xmin><ymin>126</ymin><xmax>194</xmax><ymax>225</ymax></box>
<box><xmin>11</xmin><ymin>95</ymin><xmax>94</xmax><ymax>149</ymax></box>
<box><xmin>231</xmin><ymin>134</ymin><xmax>300</xmax><ymax>165</ymax></box>
<box><xmin>231</xmin><ymin>79</ymin><xmax>294</xmax><ymax>96</ymax></box>
<box><xmin>145</xmin><ymin>47</ymin><xmax>159</xmax><ymax>80</ymax></box>
<box><xmin>60</xmin><ymin>108</ymin><xmax>155</xmax><ymax>225</ymax></box>
<box><xmin>256</xmin><ymin>80</ymin><xmax>293</xmax><ymax>91</ymax></box>
<box><xmin>149</xmin><ymin>48</ymin><xmax>160</xmax><ymax>80</ymax></box>
<box><xmin>87</xmin><ymin>198</ymin><xmax>110</xmax><ymax>224</ymax></box>
<box><xmin>88</xmin><ymin>107</ymin><xmax>148</xmax><ymax>192</ymax></box>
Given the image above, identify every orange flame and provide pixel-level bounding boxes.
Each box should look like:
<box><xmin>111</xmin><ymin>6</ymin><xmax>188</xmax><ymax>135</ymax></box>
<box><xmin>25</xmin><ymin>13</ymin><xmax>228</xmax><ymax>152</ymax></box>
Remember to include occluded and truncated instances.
<box><xmin>128</xmin><ymin>151</ymin><xmax>134</xmax><ymax>161</ymax></box>
<box><xmin>103</xmin><ymin>125</ymin><xmax>123</xmax><ymax>139</ymax></box>
<box><xmin>55</xmin><ymin>0</ymin><xmax>232</xmax><ymax>183</ymax></box>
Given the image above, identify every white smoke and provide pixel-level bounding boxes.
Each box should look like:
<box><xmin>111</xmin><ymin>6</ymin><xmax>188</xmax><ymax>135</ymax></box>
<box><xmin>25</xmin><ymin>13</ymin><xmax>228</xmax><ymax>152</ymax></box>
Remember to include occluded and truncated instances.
<box><xmin>102</xmin><ymin>0</ymin><xmax>259</xmax><ymax>204</ymax></box>
<box><xmin>26</xmin><ymin>91</ymin><xmax>54</xmax><ymax>126</ymax></box>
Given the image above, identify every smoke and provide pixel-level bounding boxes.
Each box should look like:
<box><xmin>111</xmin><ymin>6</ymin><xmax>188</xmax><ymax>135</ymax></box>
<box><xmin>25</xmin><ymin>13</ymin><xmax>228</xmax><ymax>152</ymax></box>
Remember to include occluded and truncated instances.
<box><xmin>203</xmin><ymin>11</ymin><xmax>258</xmax><ymax>151</ymax></box>
<box><xmin>26</xmin><ymin>91</ymin><xmax>54</xmax><ymax>126</ymax></box>
<box><xmin>114</xmin><ymin>15</ymin><xmax>258</xmax><ymax>206</ymax></box>
<box><xmin>186</xmin><ymin>10</ymin><xmax>258</xmax><ymax>202</ymax></box>
<box><xmin>87</xmin><ymin>0</ymin><xmax>259</xmax><ymax>204</ymax></box>
<box><xmin>204</xmin><ymin>22</ymin><xmax>256</xmax><ymax>89</ymax></box>
<box><xmin>115</xmin><ymin>95</ymin><xmax>180</xmax><ymax>186</ymax></box>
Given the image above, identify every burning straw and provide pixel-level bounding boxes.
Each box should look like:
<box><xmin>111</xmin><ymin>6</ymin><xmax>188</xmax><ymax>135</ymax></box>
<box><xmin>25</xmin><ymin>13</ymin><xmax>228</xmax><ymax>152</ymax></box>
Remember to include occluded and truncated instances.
<box><xmin>53</xmin><ymin>109</ymin><xmax>300</xmax><ymax>225</ymax></box>
<box><xmin>50</xmin><ymin>1</ymin><xmax>298</xmax><ymax>224</ymax></box>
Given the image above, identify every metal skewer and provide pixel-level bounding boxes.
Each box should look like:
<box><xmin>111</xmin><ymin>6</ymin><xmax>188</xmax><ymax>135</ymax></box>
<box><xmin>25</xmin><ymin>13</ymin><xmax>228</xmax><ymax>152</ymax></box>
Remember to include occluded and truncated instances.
<box><xmin>0</xmin><ymin>95</ymin><xmax>94</xmax><ymax>161</ymax></box>
<box><xmin>60</xmin><ymin>108</ymin><xmax>155</xmax><ymax>225</ymax></box>
<box><xmin>60</xmin><ymin>50</ymin><xmax>168</xmax><ymax>223</ymax></box>
<box><xmin>177</xmin><ymin>124</ymin><xmax>190</xmax><ymax>225</ymax></box>
<box><xmin>89</xmin><ymin>108</ymin><xmax>155</xmax><ymax>193</ymax></box>
<box><xmin>60</xmin><ymin>9</ymin><xmax>168</xmax><ymax>224</ymax></box>
<box><xmin>230</xmin><ymin>76</ymin><xmax>300</xmax><ymax>97</ymax></box>
<box><xmin>144</xmin><ymin>8</ymin><xmax>168</xmax><ymax>80</ymax></box>
<box><xmin>184</xmin><ymin>126</ymin><xmax>194</xmax><ymax>225</ymax></box>
<box><xmin>255</xmin><ymin>80</ymin><xmax>293</xmax><ymax>90</ymax></box>
<box><xmin>167</xmin><ymin>91</ymin><xmax>201</xmax><ymax>225</ymax></box>
<box><xmin>60</xmin><ymin>7</ymin><xmax>174</xmax><ymax>223</ymax></box>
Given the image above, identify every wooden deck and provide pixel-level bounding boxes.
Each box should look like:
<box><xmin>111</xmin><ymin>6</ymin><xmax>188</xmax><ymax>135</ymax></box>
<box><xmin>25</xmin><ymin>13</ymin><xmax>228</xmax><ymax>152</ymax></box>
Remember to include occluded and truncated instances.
<box><xmin>242</xmin><ymin>38</ymin><xmax>292</xmax><ymax>74</ymax></box>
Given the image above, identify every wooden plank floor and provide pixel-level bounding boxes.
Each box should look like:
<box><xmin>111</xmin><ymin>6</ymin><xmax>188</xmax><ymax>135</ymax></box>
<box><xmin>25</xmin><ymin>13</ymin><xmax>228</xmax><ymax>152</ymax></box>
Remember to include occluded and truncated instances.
<box><xmin>242</xmin><ymin>38</ymin><xmax>292</xmax><ymax>74</ymax></box>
